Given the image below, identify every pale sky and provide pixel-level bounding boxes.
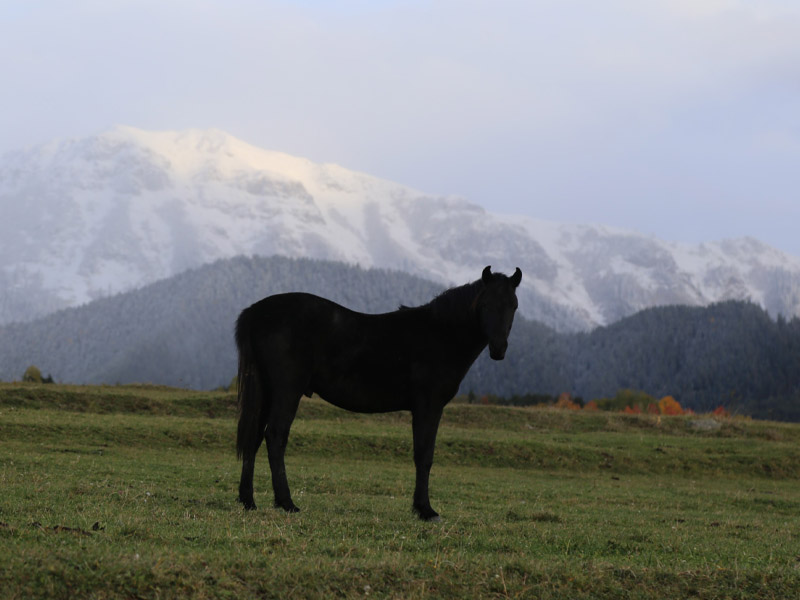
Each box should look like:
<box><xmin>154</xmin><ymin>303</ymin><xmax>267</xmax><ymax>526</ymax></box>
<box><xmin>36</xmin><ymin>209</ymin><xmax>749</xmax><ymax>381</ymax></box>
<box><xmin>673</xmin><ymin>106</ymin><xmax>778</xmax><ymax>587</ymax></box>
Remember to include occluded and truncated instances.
<box><xmin>3</xmin><ymin>0</ymin><xmax>800</xmax><ymax>257</ymax></box>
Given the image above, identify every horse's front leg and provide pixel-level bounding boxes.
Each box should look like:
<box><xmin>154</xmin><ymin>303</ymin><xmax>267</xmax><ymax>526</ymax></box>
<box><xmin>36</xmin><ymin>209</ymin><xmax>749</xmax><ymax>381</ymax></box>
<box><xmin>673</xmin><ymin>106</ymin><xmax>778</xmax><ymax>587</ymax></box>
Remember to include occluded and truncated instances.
<box><xmin>411</xmin><ymin>406</ymin><xmax>443</xmax><ymax>521</ymax></box>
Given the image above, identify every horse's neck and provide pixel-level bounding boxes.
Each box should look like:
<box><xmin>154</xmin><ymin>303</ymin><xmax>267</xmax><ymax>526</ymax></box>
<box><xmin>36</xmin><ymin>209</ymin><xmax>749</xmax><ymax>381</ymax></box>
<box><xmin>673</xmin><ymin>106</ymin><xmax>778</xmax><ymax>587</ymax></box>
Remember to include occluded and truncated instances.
<box><xmin>435</xmin><ymin>311</ymin><xmax>486</xmax><ymax>364</ymax></box>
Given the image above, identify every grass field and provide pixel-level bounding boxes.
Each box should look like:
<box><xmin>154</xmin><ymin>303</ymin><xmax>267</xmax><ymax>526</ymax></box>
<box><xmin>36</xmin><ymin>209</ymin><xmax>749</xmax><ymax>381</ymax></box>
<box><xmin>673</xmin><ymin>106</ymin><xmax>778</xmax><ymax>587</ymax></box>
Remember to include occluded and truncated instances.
<box><xmin>1</xmin><ymin>383</ymin><xmax>799</xmax><ymax>599</ymax></box>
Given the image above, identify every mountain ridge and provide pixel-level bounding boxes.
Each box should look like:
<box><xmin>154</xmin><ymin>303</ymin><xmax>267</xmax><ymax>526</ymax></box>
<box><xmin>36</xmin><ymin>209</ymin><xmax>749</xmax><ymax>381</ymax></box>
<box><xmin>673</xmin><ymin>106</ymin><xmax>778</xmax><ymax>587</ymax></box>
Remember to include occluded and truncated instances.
<box><xmin>3</xmin><ymin>125</ymin><xmax>800</xmax><ymax>330</ymax></box>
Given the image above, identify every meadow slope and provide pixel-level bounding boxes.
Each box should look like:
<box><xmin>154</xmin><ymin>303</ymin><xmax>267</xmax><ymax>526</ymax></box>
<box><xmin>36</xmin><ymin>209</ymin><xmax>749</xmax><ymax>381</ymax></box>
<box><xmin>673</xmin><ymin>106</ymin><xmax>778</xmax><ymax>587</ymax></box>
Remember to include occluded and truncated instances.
<box><xmin>1</xmin><ymin>383</ymin><xmax>799</xmax><ymax>599</ymax></box>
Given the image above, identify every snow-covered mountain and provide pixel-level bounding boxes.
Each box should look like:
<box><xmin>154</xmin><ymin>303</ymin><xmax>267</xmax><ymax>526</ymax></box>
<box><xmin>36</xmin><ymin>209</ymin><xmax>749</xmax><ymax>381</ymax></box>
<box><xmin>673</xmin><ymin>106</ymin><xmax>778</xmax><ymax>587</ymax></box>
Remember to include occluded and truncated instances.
<box><xmin>2</xmin><ymin>125</ymin><xmax>800</xmax><ymax>331</ymax></box>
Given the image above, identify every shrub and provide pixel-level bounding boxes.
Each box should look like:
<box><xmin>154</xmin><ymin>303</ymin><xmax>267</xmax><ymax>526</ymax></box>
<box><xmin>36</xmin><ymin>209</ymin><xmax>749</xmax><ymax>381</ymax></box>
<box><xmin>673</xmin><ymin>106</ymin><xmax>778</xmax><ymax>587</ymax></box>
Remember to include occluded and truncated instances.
<box><xmin>555</xmin><ymin>392</ymin><xmax>581</xmax><ymax>410</ymax></box>
<box><xmin>595</xmin><ymin>389</ymin><xmax>656</xmax><ymax>412</ymax></box>
<box><xmin>22</xmin><ymin>365</ymin><xmax>44</xmax><ymax>383</ymax></box>
<box><xmin>658</xmin><ymin>396</ymin><xmax>684</xmax><ymax>415</ymax></box>
<box><xmin>21</xmin><ymin>365</ymin><xmax>54</xmax><ymax>384</ymax></box>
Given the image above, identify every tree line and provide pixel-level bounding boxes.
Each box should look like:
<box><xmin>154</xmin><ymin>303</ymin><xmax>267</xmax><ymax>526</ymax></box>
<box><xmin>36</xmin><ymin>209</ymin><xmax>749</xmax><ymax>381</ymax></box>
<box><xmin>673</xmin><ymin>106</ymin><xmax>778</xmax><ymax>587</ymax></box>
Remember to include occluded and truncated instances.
<box><xmin>2</xmin><ymin>255</ymin><xmax>799</xmax><ymax>420</ymax></box>
<box><xmin>463</xmin><ymin>300</ymin><xmax>800</xmax><ymax>420</ymax></box>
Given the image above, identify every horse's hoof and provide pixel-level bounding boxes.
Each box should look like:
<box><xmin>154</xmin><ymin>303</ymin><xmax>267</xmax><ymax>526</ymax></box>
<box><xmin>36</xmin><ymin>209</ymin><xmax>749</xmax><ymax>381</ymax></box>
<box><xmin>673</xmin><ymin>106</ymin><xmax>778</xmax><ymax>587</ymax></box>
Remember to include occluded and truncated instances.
<box><xmin>413</xmin><ymin>505</ymin><xmax>441</xmax><ymax>522</ymax></box>
<box><xmin>239</xmin><ymin>497</ymin><xmax>257</xmax><ymax>510</ymax></box>
<box><xmin>425</xmin><ymin>514</ymin><xmax>442</xmax><ymax>523</ymax></box>
<box><xmin>275</xmin><ymin>501</ymin><xmax>300</xmax><ymax>513</ymax></box>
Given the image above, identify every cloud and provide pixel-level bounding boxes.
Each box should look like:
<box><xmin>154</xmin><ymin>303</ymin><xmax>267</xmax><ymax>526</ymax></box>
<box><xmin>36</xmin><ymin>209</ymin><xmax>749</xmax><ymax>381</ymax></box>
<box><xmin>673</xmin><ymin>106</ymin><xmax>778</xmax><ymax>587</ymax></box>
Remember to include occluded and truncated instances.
<box><xmin>1</xmin><ymin>0</ymin><xmax>799</xmax><ymax>255</ymax></box>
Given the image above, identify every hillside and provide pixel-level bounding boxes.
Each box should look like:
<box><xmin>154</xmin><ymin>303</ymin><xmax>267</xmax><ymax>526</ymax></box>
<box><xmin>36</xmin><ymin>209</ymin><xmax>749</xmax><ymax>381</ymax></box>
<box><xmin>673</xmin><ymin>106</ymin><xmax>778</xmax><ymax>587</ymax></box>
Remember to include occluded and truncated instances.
<box><xmin>2</xmin><ymin>256</ymin><xmax>799</xmax><ymax>420</ymax></box>
<box><xmin>0</xmin><ymin>255</ymin><xmax>443</xmax><ymax>390</ymax></box>
<box><xmin>2</xmin><ymin>384</ymin><xmax>800</xmax><ymax>599</ymax></box>
<box><xmin>3</xmin><ymin>126</ymin><xmax>800</xmax><ymax>331</ymax></box>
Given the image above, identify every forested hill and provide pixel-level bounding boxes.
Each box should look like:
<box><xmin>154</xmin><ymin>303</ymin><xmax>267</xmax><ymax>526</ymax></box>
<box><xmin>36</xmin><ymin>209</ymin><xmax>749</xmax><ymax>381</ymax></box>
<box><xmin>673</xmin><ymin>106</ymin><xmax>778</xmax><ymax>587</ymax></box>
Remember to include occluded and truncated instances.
<box><xmin>0</xmin><ymin>256</ymin><xmax>444</xmax><ymax>390</ymax></box>
<box><xmin>2</xmin><ymin>255</ymin><xmax>799</xmax><ymax>420</ymax></box>
<box><xmin>578</xmin><ymin>302</ymin><xmax>800</xmax><ymax>417</ymax></box>
<box><xmin>476</xmin><ymin>301</ymin><xmax>800</xmax><ymax>420</ymax></box>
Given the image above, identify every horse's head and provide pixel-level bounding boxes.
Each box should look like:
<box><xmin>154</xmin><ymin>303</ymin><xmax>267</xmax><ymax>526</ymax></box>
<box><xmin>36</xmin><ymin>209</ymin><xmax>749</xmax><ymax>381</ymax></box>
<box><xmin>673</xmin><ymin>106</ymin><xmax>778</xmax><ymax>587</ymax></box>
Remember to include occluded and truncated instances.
<box><xmin>477</xmin><ymin>265</ymin><xmax>522</xmax><ymax>360</ymax></box>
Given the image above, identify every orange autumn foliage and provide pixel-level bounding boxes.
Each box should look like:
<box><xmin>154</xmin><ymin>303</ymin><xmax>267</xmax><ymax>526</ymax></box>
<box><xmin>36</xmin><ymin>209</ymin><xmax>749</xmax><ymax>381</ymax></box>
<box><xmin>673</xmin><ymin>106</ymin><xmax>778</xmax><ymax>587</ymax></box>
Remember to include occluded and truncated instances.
<box><xmin>555</xmin><ymin>392</ymin><xmax>580</xmax><ymax>411</ymax></box>
<box><xmin>658</xmin><ymin>396</ymin><xmax>684</xmax><ymax>415</ymax></box>
<box><xmin>620</xmin><ymin>395</ymin><xmax>686</xmax><ymax>416</ymax></box>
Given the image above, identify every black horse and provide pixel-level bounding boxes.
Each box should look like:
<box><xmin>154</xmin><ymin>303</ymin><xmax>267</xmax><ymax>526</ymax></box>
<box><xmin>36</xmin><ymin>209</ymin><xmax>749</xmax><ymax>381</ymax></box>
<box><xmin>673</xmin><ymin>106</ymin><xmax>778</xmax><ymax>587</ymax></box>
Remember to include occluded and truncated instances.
<box><xmin>236</xmin><ymin>265</ymin><xmax>522</xmax><ymax>521</ymax></box>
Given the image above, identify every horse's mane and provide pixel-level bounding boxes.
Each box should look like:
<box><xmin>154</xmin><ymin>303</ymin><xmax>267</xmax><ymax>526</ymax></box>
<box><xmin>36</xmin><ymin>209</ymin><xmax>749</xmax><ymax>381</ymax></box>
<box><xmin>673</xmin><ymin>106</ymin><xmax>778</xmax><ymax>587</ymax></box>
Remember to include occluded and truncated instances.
<box><xmin>400</xmin><ymin>278</ymin><xmax>484</xmax><ymax>323</ymax></box>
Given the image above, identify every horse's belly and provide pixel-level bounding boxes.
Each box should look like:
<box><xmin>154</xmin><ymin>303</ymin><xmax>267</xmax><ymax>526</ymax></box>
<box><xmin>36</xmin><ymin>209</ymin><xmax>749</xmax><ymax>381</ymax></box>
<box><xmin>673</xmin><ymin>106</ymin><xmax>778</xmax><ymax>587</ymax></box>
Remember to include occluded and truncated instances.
<box><xmin>311</xmin><ymin>374</ymin><xmax>411</xmax><ymax>414</ymax></box>
<box><xmin>321</xmin><ymin>393</ymin><xmax>408</xmax><ymax>414</ymax></box>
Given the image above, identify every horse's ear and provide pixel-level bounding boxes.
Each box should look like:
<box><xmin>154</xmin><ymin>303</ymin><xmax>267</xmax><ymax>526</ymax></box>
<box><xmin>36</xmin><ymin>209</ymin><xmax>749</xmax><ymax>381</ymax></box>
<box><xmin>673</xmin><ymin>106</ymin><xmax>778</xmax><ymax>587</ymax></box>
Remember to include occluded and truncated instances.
<box><xmin>511</xmin><ymin>267</ymin><xmax>522</xmax><ymax>288</ymax></box>
<box><xmin>482</xmin><ymin>266</ymin><xmax>492</xmax><ymax>284</ymax></box>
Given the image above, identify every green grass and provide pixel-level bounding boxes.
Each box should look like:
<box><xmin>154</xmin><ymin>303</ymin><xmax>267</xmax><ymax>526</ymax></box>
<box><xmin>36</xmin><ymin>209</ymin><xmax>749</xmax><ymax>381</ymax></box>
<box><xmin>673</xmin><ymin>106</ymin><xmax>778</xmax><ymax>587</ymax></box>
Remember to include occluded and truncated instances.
<box><xmin>1</xmin><ymin>383</ymin><xmax>799</xmax><ymax>599</ymax></box>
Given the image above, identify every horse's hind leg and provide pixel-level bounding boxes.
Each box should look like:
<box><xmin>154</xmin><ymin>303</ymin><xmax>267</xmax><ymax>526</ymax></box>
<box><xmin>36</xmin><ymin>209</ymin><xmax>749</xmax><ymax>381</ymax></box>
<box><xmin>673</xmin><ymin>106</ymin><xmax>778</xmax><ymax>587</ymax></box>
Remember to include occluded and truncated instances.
<box><xmin>238</xmin><ymin>409</ymin><xmax>268</xmax><ymax>510</ymax></box>
<box><xmin>266</xmin><ymin>389</ymin><xmax>302</xmax><ymax>513</ymax></box>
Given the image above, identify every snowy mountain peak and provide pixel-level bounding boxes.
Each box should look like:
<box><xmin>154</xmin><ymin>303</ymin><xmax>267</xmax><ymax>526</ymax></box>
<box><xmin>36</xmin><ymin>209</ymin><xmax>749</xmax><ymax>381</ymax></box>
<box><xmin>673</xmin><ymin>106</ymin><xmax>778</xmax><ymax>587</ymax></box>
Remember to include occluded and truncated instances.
<box><xmin>2</xmin><ymin>126</ymin><xmax>800</xmax><ymax>331</ymax></box>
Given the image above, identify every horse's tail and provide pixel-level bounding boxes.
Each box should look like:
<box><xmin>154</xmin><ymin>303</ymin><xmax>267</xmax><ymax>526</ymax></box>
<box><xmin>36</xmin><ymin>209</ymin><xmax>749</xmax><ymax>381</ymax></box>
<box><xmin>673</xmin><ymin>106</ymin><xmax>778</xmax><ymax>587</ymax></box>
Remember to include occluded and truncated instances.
<box><xmin>235</xmin><ymin>307</ymin><xmax>264</xmax><ymax>460</ymax></box>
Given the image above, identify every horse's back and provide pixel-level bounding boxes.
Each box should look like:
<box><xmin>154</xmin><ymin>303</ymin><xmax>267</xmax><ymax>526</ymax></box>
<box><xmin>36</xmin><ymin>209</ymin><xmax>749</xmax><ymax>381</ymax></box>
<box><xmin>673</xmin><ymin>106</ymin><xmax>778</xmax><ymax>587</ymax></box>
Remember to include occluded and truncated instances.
<box><xmin>239</xmin><ymin>292</ymin><xmax>358</xmax><ymax>333</ymax></box>
<box><xmin>237</xmin><ymin>292</ymin><xmax>422</xmax><ymax>411</ymax></box>
<box><xmin>237</xmin><ymin>292</ymin><xmax>354</xmax><ymax>357</ymax></box>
